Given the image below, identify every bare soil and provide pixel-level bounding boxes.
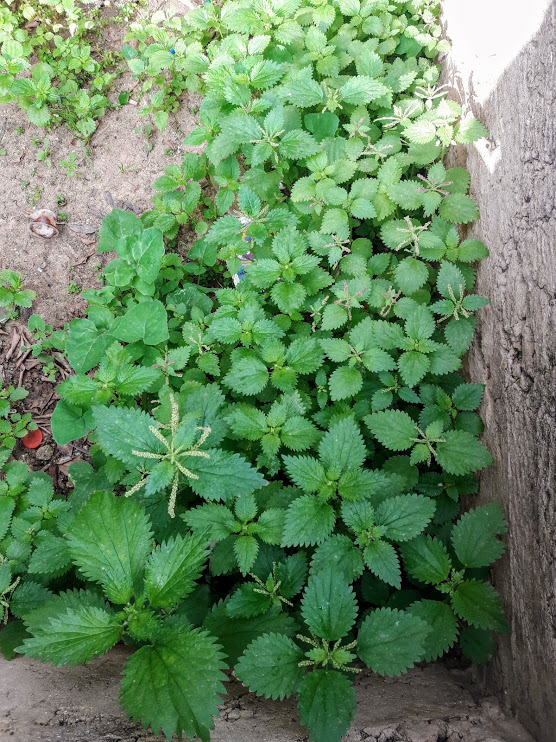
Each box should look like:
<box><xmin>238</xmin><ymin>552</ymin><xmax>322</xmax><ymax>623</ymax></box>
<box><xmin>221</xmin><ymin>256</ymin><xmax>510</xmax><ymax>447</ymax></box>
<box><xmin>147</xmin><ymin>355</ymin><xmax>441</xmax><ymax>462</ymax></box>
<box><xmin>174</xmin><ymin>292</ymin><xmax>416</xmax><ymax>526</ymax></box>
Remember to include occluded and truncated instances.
<box><xmin>0</xmin><ymin>650</ymin><xmax>535</xmax><ymax>742</ymax></box>
<box><xmin>0</xmin><ymin>3</ymin><xmax>539</xmax><ymax>741</ymax></box>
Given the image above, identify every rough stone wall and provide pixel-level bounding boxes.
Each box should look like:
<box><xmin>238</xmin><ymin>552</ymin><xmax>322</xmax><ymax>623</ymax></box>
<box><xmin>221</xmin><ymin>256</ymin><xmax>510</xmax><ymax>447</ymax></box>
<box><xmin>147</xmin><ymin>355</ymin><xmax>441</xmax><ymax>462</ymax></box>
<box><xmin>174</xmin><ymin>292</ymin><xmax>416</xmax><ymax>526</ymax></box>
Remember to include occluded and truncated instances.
<box><xmin>441</xmin><ymin>2</ymin><xmax>556</xmax><ymax>740</ymax></box>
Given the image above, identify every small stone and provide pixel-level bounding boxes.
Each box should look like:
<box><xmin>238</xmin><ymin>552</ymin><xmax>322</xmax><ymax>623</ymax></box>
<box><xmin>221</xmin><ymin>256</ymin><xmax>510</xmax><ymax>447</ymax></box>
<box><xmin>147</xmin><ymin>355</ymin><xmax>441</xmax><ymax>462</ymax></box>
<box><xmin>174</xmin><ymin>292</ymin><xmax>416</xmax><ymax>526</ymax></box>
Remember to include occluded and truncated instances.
<box><xmin>34</xmin><ymin>444</ymin><xmax>53</xmax><ymax>462</ymax></box>
<box><xmin>226</xmin><ymin>708</ymin><xmax>241</xmax><ymax>721</ymax></box>
<box><xmin>378</xmin><ymin>728</ymin><xmax>399</xmax><ymax>742</ymax></box>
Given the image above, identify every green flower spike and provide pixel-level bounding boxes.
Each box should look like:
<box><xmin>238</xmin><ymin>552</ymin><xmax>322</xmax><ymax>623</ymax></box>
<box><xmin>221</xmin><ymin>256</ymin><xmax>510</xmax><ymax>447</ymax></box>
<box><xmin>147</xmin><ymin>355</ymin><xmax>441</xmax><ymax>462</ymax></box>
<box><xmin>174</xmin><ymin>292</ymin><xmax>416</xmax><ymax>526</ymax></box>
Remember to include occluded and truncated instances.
<box><xmin>127</xmin><ymin>394</ymin><xmax>211</xmax><ymax>517</ymax></box>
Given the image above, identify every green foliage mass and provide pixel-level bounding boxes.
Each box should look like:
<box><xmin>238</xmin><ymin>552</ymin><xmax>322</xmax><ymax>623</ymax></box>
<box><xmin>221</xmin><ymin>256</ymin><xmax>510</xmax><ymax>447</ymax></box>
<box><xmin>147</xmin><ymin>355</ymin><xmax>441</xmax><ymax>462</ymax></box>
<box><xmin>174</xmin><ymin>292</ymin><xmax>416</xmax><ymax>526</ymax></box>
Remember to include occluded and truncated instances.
<box><xmin>0</xmin><ymin>0</ymin><xmax>136</xmax><ymax>137</ymax></box>
<box><xmin>0</xmin><ymin>1</ymin><xmax>508</xmax><ymax>741</ymax></box>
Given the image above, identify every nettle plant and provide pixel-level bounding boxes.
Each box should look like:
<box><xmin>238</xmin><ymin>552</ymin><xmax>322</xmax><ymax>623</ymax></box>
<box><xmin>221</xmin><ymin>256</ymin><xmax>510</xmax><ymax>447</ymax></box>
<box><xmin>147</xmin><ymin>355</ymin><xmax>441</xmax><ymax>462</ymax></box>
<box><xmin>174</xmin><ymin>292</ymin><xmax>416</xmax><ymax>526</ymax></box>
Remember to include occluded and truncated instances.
<box><xmin>0</xmin><ymin>1</ymin><xmax>508</xmax><ymax>741</ymax></box>
<box><xmin>0</xmin><ymin>0</ymin><xmax>134</xmax><ymax>137</ymax></box>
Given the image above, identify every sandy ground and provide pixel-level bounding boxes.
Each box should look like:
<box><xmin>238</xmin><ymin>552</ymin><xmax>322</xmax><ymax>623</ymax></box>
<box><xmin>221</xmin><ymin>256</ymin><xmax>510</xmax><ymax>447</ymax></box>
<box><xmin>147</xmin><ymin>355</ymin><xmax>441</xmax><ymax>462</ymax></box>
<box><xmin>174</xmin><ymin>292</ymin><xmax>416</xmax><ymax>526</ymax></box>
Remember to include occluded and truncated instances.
<box><xmin>0</xmin><ymin>3</ymin><xmax>538</xmax><ymax>741</ymax></box>
<box><xmin>0</xmin><ymin>649</ymin><xmax>535</xmax><ymax>742</ymax></box>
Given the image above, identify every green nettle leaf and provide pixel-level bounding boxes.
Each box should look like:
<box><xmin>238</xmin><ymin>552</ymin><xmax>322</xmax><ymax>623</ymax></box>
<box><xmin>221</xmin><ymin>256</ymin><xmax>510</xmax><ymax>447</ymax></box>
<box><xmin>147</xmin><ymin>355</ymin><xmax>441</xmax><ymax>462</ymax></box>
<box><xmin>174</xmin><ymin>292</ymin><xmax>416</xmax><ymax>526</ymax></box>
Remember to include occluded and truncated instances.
<box><xmin>121</xmin><ymin>626</ymin><xmax>227</xmax><ymax>742</ymax></box>
<box><xmin>235</xmin><ymin>633</ymin><xmax>305</xmax><ymax>700</ymax></box>
<box><xmin>28</xmin><ymin>532</ymin><xmax>72</xmax><ymax>576</ymax></box>
<box><xmin>203</xmin><ymin>603</ymin><xmax>298</xmax><ymax>665</ymax></box>
<box><xmin>365</xmin><ymin>410</ymin><xmax>417</xmax><ymax>451</ymax></box>
<box><xmin>358</xmin><ymin>608</ymin><xmax>429</xmax><ymax>676</ymax></box>
<box><xmin>400</xmin><ymin>535</ymin><xmax>452</xmax><ymax>585</ymax></box>
<box><xmin>187</xmin><ymin>449</ymin><xmax>266</xmax><ymax>502</ymax></box>
<box><xmin>408</xmin><ymin>600</ymin><xmax>459</xmax><ymax>661</ymax></box>
<box><xmin>224</xmin><ymin>357</ymin><xmax>269</xmax><ymax>395</ymax></box>
<box><xmin>435</xmin><ymin>430</ymin><xmax>493</xmax><ymax>475</ymax></box>
<box><xmin>0</xmin><ymin>621</ymin><xmax>29</xmax><ymax>661</ymax></box>
<box><xmin>329</xmin><ymin>366</ymin><xmax>363</xmax><ymax>401</ymax></box>
<box><xmin>460</xmin><ymin>625</ymin><xmax>497</xmax><ymax>663</ymax></box>
<box><xmin>67</xmin><ymin>492</ymin><xmax>153</xmax><ymax>604</ymax></box>
<box><xmin>364</xmin><ymin>540</ymin><xmax>401</xmax><ymax>588</ymax></box>
<box><xmin>0</xmin><ymin>497</ymin><xmax>15</xmax><ymax>540</ymax></box>
<box><xmin>144</xmin><ymin>532</ymin><xmax>209</xmax><ymax>608</ymax></box>
<box><xmin>451</xmin><ymin>580</ymin><xmax>508</xmax><ymax>631</ymax></box>
<box><xmin>297</xmin><ymin>670</ymin><xmax>356</xmax><ymax>742</ymax></box>
<box><xmin>452</xmin><ymin>383</ymin><xmax>484</xmax><ymax>411</ymax></box>
<box><xmin>439</xmin><ymin>193</ymin><xmax>479</xmax><ymax>224</ymax></box>
<box><xmin>310</xmin><ymin>534</ymin><xmax>364</xmax><ymax>583</ymax></box>
<box><xmin>318</xmin><ymin>416</ymin><xmax>366</xmax><ymax>472</ymax></box>
<box><xmin>19</xmin><ymin>606</ymin><xmax>123</xmax><ymax>666</ymax></box>
<box><xmin>283</xmin><ymin>456</ymin><xmax>326</xmax><ymax>493</ymax></box>
<box><xmin>301</xmin><ymin>568</ymin><xmax>357</xmax><ymax>640</ymax></box>
<box><xmin>375</xmin><ymin>494</ymin><xmax>436</xmax><ymax>542</ymax></box>
<box><xmin>2</xmin><ymin>1</ymin><xmax>502</xmax><ymax>733</ymax></box>
<box><xmin>234</xmin><ymin>534</ymin><xmax>259</xmax><ymax>575</ymax></box>
<box><xmin>394</xmin><ymin>258</ymin><xmax>429</xmax><ymax>295</ymax></box>
<box><xmin>92</xmin><ymin>406</ymin><xmax>161</xmax><ymax>467</ymax></box>
<box><xmin>282</xmin><ymin>495</ymin><xmax>336</xmax><ymax>547</ymax></box>
<box><xmin>451</xmin><ymin>503</ymin><xmax>507</xmax><ymax>568</ymax></box>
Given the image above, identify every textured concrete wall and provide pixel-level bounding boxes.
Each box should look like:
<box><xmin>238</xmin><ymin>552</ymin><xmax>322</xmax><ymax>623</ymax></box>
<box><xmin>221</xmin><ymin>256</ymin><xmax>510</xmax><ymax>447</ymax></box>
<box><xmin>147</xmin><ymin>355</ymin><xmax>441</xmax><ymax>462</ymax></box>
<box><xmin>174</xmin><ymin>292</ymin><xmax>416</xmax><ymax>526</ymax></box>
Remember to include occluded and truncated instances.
<box><xmin>442</xmin><ymin>2</ymin><xmax>556</xmax><ymax>740</ymax></box>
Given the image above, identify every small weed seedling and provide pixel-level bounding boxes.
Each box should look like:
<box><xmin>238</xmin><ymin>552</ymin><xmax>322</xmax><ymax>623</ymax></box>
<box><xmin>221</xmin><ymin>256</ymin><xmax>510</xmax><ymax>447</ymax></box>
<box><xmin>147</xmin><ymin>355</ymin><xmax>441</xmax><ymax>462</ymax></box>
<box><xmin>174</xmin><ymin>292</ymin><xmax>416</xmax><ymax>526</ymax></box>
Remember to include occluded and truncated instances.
<box><xmin>0</xmin><ymin>271</ymin><xmax>35</xmax><ymax>320</ymax></box>
<box><xmin>59</xmin><ymin>153</ymin><xmax>79</xmax><ymax>178</ymax></box>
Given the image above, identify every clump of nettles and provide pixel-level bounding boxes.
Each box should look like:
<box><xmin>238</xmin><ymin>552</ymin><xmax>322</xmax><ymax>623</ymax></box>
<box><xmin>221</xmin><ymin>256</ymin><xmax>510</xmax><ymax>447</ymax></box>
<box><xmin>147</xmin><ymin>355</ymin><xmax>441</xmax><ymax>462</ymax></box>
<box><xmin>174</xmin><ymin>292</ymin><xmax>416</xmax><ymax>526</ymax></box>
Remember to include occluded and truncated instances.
<box><xmin>0</xmin><ymin>2</ymin><xmax>507</xmax><ymax>742</ymax></box>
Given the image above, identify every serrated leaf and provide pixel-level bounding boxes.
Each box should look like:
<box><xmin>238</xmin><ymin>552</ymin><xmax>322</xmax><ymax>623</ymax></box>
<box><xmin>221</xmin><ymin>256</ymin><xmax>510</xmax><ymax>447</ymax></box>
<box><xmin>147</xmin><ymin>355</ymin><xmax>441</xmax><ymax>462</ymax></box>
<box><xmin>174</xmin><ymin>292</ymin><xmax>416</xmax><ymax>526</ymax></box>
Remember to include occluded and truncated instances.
<box><xmin>394</xmin><ymin>258</ymin><xmax>429</xmax><ymax>295</ymax></box>
<box><xmin>28</xmin><ymin>532</ymin><xmax>72</xmax><ymax>576</ymax></box>
<box><xmin>67</xmin><ymin>491</ymin><xmax>153</xmax><ymax>604</ymax></box>
<box><xmin>0</xmin><ymin>497</ymin><xmax>15</xmax><ymax>540</ymax></box>
<box><xmin>223</xmin><ymin>357</ymin><xmax>269</xmax><ymax>395</ymax></box>
<box><xmin>459</xmin><ymin>625</ymin><xmax>497</xmax><ymax>663</ymax></box>
<box><xmin>281</xmin><ymin>68</ymin><xmax>324</xmax><ymax>108</ymax></box>
<box><xmin>234</xmin><ymin>535</ymin><xmax>259</xmax><ymax>574</ymax></box>
<box><xmin>282</xmin><ymin>495</ymin><xmax>335</xmax><ymax>547</ymax></box>
<box><xmin>187</xmin><ymin>449</ymin><xmax>265</xmax><ymax>502</ymax></box>
<box><xmin>319</xmin><ymin>416</ymin><xmax>366</xmax><ymax>473</ymax></box>
<box><xmin>301</xmin><ymin>567</ymin><xmax>357</xmax><ymax>640</ymax></box>
<box><xmin>112</xmin><ymin>300</ymin><xmax>168</xmax><ymax>346</ymax></box>
<box><xmin>451</xmin><ymin>580</ymin><xmax>508</xmax><ymax>631</ymax></box>
<box><xmin>10</xmin><ymin>582</ymin><xmax>54</xmax><ymax>619</ymax></box>
<box><xmin>398</xmin><ymin>351</ymin><xmax>430</xmax><ymax>388</ymax></box>
<box><xmin>226</xmin><ymin>583</ymin><xmax>271</xmax><ymax>618</ymax></box>
<box><xmin>310</xmin><ymin>535</ymin><xmax>364</xmax><ymax>583</ymax></box>
<box><xmin>435</xmin><ymin>430</ymin><xmax>493</xmax><ymax>475</ymax></box>
<box><xmin>144</xmin><ymin>532</ymin><xmax>209</xmax><ymax>609</ymax></box>
<box><xmin>121</xmin><ymin>625</ymin><xmax>227</xmax><ymax>742</ymax></box>
<box><xmin>364</xmin><ymin>541</ymin><xmax>401</xmax><ymax>588</ymax></box>
<box><xmin>226</xmin><ymin>406</ymin><xmax>267</xmax><ymax>439</ymax></box>
<box><xmin>0</xmin><ymin>621</ymin><xmax>29</xmax><ymax>661</ymax></box>
<box><xmin>365</xmin><ymin>410</ymin><xmax>416</xmax><ymax>451</ymax></box>
<box><xmin>358</xmin><ymin>607</ymin><xmax>429</xmax><ymax>676</ymax></box>
<box><xmin>280</xmin><ymin>416</ymin><xmax>319</xmax><ymax>451</ymax></box>
<box><xmin>298</xmin><ymin>670</ymin><xmax>356</xmax><ymax>742</ymax></box>
<box><xmin>454</xmin><ymin>116</ymin><xmax>488</xmax><ymax>144</ymax></box>
<box><xmin>375</xmin><ymin>494</ymin><xmax>436</xmax><ymax>542</ymax></box>
<box><xmin>408</xmin><ymin>600</ymin><xmax>458</xmax><ymax>660</ymax></box>
<box><xmin>341</xmin><ymin>75</ymin><xmax>389</xmax><ymax>104</ymax></box>
<box><xmin>451</xmin><ymin>503</ymin><xmax>506</xmax><ymax>568</ymax></box>
<box><xmin>444</xmin><ymin>316</ymin><xmax>475</xmax><ymax>355</ymax></box>
<box><xmin>184</xmin><ymin>503</ymin><xmax>236</xmax><ymax>540</ymax></box>
<box><xmin>19</xmin><ymin>606</ymin><xmax>122</xmax><ymax>666</ymax></box>
<box><xmin>329</xmin><ymin>366</ymin><xmax>363</xmax><ymax>401</ymax></box>
<box><xmin>279</xmin><ymin>130</ymin><xmax>319</xmax><ymax>160</ymax></box>
<box><xmin>400</xmin><ymin>535</ymin><xmax>452</xmax><ymax>585</ymax></box>
<box><xmin>92</xmin><ymin>405</ymin><xmax>161</xmax><ymax>467</ymax></box>
<box><xmin>438</xmin><ymin>193</ymin><xmax>479</xmax><ymax>224</ymax></box>
<box><xmin>203</xmin><ymin>602</ymin><xmax>297</xmax><ymax>665</ymax></box>
<box><xmin>235</xmin><ymin>633</ymin><xmax>304</xmax><ymax>699</ymax></box>
<box><xmin>283</xmin><ymin>455</ymin><xmax>326</xmax><ymax>493</ymax></box>
<box><xmin>452</xmin><ymin>383</ymin><xmax>484</xmax><ymax>411</ymax></box>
